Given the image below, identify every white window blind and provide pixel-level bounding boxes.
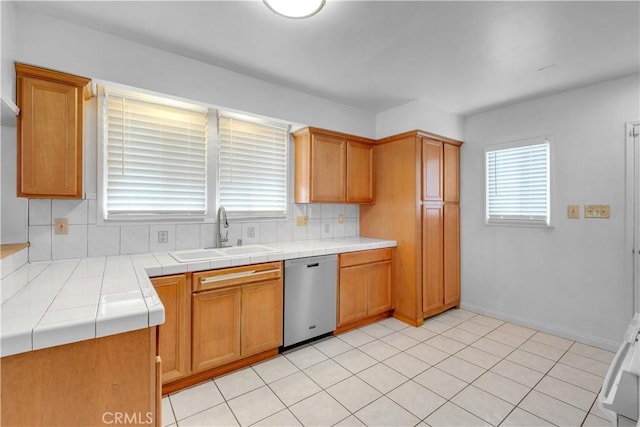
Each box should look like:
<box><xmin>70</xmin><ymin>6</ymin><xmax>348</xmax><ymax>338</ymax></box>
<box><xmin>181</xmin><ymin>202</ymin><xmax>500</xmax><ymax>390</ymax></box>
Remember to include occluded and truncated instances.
<box><xmin>218</xmin><ymin>116</ymin><xmax>288</xmax><ymax>216</ymax></box>
<box><xmin>103</xmin><ymin>89</ymin><xmax>208</xmax><ymax>219</ymax></box>
<box><xmin>486</xmin><ymin>139</ymin><xmax>550</xmax><ymax>225</ymax></box>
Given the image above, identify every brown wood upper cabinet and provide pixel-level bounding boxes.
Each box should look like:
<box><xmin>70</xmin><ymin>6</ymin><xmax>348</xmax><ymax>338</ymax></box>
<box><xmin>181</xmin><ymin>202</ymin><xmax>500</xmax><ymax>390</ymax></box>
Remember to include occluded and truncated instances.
<box><xmin>16</xmin><ymin>63</ymin><xmax>92</xmax><ymax>198</ymax></box>
<box><xmin>293</xmin><ymin>127</ymin><xmax>375</xmax><ymax>204</ymax></box>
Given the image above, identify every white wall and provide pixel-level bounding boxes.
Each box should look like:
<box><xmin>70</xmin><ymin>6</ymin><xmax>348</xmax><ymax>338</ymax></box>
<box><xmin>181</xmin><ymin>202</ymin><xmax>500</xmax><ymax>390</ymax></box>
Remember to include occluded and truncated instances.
<box><xmin>1</xmin><ymin>1</ymin><xmax>16</xmax><ymax>101</ymax></box>
<box><xmin>13</xmin><ymin>6</ymin><xmax>375</xmax><ymax>138</ymax></box>
<box><xmin>376</xmin><ymin>99</ymin><xmax>464</xmax><ymax>141</ymax></box>
<box><xmin>461</xmin><ymin>73</ymin><xmax>640</xmax><ymax>350</ymax></box>
<box><xmin>0</xmin><ymin>1</ymin><xmax>27</xmax><ymax>244</ymax></box>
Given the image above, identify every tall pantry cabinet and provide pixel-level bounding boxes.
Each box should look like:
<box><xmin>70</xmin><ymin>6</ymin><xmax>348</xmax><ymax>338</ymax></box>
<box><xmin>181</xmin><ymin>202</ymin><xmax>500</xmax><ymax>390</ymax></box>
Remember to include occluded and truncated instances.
<box><xmin>360</xmin><ymin>130</ymin><xmax>462</xmax><ymax>326</ymax></box>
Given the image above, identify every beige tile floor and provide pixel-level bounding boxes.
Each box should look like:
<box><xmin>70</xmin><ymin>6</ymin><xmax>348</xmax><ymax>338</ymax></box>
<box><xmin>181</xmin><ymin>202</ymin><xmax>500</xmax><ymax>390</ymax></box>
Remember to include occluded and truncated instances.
<box><xmin>161</xmin><ymin>309</ymin><xmax>632</xmax><ymax>427</ymax></box>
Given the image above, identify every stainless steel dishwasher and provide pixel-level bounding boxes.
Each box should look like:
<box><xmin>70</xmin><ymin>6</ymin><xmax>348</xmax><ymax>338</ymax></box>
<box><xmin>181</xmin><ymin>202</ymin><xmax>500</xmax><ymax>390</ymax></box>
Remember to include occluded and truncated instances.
<box><xmin>283</xmin><ymin>254</ymin><xmax>337</xmax><ymax>347</ymax></box>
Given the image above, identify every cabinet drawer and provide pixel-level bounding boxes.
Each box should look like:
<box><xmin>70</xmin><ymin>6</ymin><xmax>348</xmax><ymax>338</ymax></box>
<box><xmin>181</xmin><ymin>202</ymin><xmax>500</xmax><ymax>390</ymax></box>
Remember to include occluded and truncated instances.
<box><xmin>339</xmin><ymin>248</ymin><xmax>392</xmax><ymax>268</ymax></box>
<box><xmin>192</xmin><ymin>262</ymin><xmax>282</xmax><ymax>292</ymax></box>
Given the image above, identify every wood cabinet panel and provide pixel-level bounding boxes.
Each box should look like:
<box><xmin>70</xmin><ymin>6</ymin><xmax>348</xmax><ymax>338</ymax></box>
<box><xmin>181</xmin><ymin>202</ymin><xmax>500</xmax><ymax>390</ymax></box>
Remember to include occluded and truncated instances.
<box><xmin>422</xmin><ymin>205</ymin><xmax>444</xmax><ymax>313</ymax></box>
<box><xmin>192</xmin><ymin>287</ymin><xmax>241</xmax><ymax>371</ymax></box>
<box><xmin>444</xmin><ymin>204</ymin><xmax>460</xmax><ymax>305</ymax></box>
<box><xmin>367</xmin><ymin>261</ymin><xmax>393</xmax><ymax>316</ymax></box>
<box><xmin>1</xmin><ymin>328</ymin><xmax>157</xmax><ymax>426</ymax></box>
<box><xmin>422</xmin><ymin>139</ymin><xmax>443</xmax><ymax>201</ymax></box>
<box><xmin>360</xmin><ymin>130</ymin><xmax>462</xmax><ymax>326</ymax></box>
<box><xmin>16</xmin><ymin>64</ymin><xmax>90</xmax><ymax>198</ymax></box>
<box><xmin>241</xmin><ymin>280</ymin><xmax>283</xmax><ymax>356</ymax></box>
<box><xmin>346</xmin><ymin>141</ymin><xmax>374</xmax><ymax>203</ymax></box>
<box><xmin>338</xmin><ymin>265</ymin><xmax>368</xmax><ymax>326</ymax></box>
<box><xmin>151</xmin><ymin>274</ymin><xmax>190</xmax><ymax>383</ymax></box>
<box><xmin>310</xmin><ymin>133</ymin><xmax>346</xmax><ymax>202</ymax></box>
<box><xmin>339</xmin><ymin>247</ymin><xmax>392</xmax><ymax>268</ymax></box>
<box><xmin>444</xmin><ymin>143</ymin><xmax>460</xmax><ymax>203</ymax></box>
<box><xmin>338</xmin><ymin>249</ymin><xmax>393</xmax><ymax>327</ymax></box>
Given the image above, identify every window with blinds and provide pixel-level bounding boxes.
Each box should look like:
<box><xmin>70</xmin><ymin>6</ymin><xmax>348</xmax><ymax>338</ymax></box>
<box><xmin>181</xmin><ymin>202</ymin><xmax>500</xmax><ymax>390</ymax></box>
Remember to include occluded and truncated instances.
<box><xmin>485</xmin><ymin>138</ymin><xmax>550</xmax><ymax>225</ymax></box>
<box><xmin>218</xmin><ymin>116</ymin><xmax>288</xmax><ymax>217</ymax></box>
<box><xmin>102</xmin><ymin>88</ymin><xmax>208</xmax><ymax>219</ymax></box>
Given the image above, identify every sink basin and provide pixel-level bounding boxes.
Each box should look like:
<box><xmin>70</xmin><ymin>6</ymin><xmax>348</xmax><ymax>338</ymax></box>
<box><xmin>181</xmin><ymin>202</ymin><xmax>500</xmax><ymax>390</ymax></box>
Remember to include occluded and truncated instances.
<box><xmin>169</xmin><ymin>248</ymin><xmax>224</xmax><ymax>263</ymax></box>
<box><xmin>169</xmin><ymin>245</ymin><xmax>281</xmax><ymax>262</ymax></box>
<box><xmin>218</xmin><ymin>245</ymin><xmax>281</xmax><ymax>256</ymax></box>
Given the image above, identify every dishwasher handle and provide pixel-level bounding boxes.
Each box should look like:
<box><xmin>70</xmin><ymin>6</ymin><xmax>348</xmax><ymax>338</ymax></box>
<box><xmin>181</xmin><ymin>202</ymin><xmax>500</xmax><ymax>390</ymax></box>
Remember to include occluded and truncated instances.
<box><xmin>306</xmin><ymin>263</ymin><xmax>319</xmax><ymax>268</ymax></box>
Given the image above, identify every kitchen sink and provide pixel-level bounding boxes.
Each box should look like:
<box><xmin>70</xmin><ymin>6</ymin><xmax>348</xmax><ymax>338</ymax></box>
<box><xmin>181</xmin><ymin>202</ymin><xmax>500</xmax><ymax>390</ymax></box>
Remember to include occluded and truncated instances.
<box><xmin>169</xmin><ymin>245</ymin><xmax>281</xmax><ymax>262</ymax></box>
<box><xmin>218</xmin><ymin>245</ymin><xmax>281</xmax><ymax>256</ymax></box>
<box><xmin>169</xmin><ymin>248</ymin><xmax>224</xmax><ymax>262</ymax></box>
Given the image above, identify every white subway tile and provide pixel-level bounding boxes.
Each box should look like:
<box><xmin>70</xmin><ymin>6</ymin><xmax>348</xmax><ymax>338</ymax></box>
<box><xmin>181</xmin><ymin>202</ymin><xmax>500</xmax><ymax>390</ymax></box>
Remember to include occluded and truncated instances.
<box><xmin>321</xmin><ymin>204</ymin><xmax>334</xmax><ymax>219</ymax></box>
<box><xmin>308</xmin><ymin>204</ymin><xmax>322</xmax><ymax>219</ymax></box>
<box><xmin>120</xmin><ymin>225</ymin><xmax>150</xmax><ymax>254</ymax></box>
<box><xmin>28</xmin><ymin>226</ymin><xmax>52</xmax><ymax>261</ymax></box>
<box><xmin>260</xmin><ymin>222</ymin><xmax>278</xmax><ymax>244</ymax></box>
<box><xmin>87</xmin><ymin>200</ymin><xmax>98</xmax><ymax>225</ymax></box>
<box><xmin>276</xmin><ymin>220</ymin><xmax>293</xmax><ymax>242</ymax></box>
<box><xmin>29</xmin><ymin>199</ymin><xmax>52</xmax><ymax>225</ymax></box>
<box><xmin>52</xmin><ymin>225</ymin><xmax>88</xmax><ymax>260</ymax></box>
<box><xmin>200</xmin><ymin>223</ymin><xmax>216</xmax><ymax>248</ymax></box>
<box><xmin>52</xmin><ymin>200</ymin><xmax>88</xmax><ymax>225</ymax></box>
<box><xmin>308</xmin><ymin>219</ymin><xmax>321</xmax><ymax>240</ymax></box>
<box><xmin>88</xmin><ymin>225</ymin><xmax>121</xmax><ymax>257</ymax></box>
<box><xmin>176</xmin><ymin>224</ymin><xmax>200</xmax><ymax>250</ymax></box>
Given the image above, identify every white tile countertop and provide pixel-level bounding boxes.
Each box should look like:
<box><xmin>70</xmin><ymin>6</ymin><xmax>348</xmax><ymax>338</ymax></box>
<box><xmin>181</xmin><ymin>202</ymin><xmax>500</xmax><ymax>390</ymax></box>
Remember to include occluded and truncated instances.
<box><xmin>0</xmin><ymin>237</ymin><xmax>396</xmax><ymax>358</ymax></box>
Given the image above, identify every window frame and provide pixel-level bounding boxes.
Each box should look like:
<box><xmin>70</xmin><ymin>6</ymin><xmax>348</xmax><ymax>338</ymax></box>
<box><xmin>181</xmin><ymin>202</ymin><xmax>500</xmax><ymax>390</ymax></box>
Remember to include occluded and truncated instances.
<box><xmin>97</xmin><ymin>84</ymin><xmax>216</xmax><ymax>225</ymax></box>
<box><xmin>96</xmin><ymin>84</ymin><xmax>290</xmax><ymax>225</ymax></box>
<box><xmin>484</xmin><ymin>136</ymin><xmax>552</xmax><ymax>228</ymax></box>
<box><xmin>216</xmin><ymin>111</ymin><xmax>290</xmax><ymax>220</ymax></box>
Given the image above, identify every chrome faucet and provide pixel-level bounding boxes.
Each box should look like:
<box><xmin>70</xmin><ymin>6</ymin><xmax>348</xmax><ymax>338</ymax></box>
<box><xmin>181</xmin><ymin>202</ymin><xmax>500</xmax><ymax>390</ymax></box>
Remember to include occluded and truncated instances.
<box><xmin>216</xmin><ymin>206</ymin><xmax>230</xmax><ymax>248</ymax></box>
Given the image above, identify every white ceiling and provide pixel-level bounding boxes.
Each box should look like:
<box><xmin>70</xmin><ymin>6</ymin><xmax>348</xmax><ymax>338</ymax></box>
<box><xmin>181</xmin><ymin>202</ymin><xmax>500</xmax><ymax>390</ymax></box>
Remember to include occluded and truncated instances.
<box><xmin>21</xmin><ymin>1</ymin><xmax>640</xmax><ymax>115</ymax></box>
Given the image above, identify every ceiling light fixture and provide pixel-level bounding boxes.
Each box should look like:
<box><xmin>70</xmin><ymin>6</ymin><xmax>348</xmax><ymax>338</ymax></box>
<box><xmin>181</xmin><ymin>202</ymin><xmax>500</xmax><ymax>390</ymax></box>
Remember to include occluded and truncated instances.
<box><xmin>263</xmin><ymin>0</ymin><xmax>326</xmax><ymax>19</ymax></box>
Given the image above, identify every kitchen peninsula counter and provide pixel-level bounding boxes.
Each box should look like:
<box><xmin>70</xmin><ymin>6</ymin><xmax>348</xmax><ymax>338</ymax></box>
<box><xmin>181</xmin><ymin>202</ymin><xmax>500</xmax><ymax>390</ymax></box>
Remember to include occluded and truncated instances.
<box><xmin>0</xmin><ymin>237</ymin><xmax>396</xmax><ymax>357</ymax></box>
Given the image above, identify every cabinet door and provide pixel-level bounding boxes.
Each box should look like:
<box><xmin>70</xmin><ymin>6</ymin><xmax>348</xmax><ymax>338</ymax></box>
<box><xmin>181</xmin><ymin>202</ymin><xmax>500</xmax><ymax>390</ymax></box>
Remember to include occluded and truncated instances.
<box><xmin>241</xmin><ymin>279</ymin><xmax>283</xmax><ymax>356</ymax></box>
<box><xmin>366</xmin><ymin>261</ymin><xmax>393</xmax><ymax>316</ymax></box>
<box><xmin>18</xmin><ymin>77</ymin><xmax>83</xmax><ymax>198</ymax></box>
<box><xmin>346</xmin><ymin>141</ymin><xmax>374</xmax><ymax>203</ymax></box>
<box><xmin>338</xmin><ymin>265</ymin><xmax>368</xmax><ymax>326</ymax></box>
<box><xmin>422</xmin><ymin>139</ymin><xmax>443</xmax><ymax>202</ymax></box>
<box><xmin>444</xmin><ymin>204</ymin><xmax>460</xmax><ymax>305</ymax></box>
<box><xmin>192</xmin><ymin>287</ymin><xmax>241</xmax><ymax>371</ymax></box>
<box><xmin>422</xmin><ymin>205</ymin><xmax>444</xmax><ymax>313</ymax></box>
<box><xmin>151</xmin><ymin>275</ymin><xmax>190</xmax><ymax>383</ymax></box>
<box><xmin>310</xmin><ymin>133</ymin><xmax>346</xmax><ymax>202</ymax></box>
<box><xmin>443</xmin><ymin>143</ymin><xmax>460</xmax><ymax>203</ymax></box>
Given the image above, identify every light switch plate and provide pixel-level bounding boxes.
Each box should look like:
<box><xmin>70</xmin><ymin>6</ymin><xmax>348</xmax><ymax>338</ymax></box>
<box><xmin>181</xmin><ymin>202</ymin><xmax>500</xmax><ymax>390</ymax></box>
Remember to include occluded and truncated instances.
<box><xmin>584</xmin><ymin>204</ymin><xmax>610</xmax><ymax>219</ymax></box>
<box><xmin>567</xmin><ymin>205</ymin><xmax>580</xmax><ymax>219</ymax></box>
<box><xmin>296</xmin><ymin>216</ymin><xmax>308</xmax><ymax>227</ymax></box>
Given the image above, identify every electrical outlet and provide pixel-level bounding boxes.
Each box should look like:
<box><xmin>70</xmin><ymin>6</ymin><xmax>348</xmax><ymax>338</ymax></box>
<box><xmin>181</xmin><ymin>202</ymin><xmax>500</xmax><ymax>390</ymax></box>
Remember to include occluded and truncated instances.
<box><xmin>585</xmin><ymin>204</ymin><xmax>611</xmax><ymax>219</ymax></box>
<box><xmin>54</xmin><ymin>218</ymin><xmax>68</xmax><ymax>235</ymax></box>
<box><xmin>324</xmin><ymin>223</ymin><xmax>331</xmax><ymax>233</ymax></box>
<box><xmin>338</xmin><ymin>214</ymin><xmax>345</xmax><ymax>224</ymax></box>
<box><xmin>247</xmin><ymin>227</ymin><xmax>255</xmax><ymax>238</ymax></box>
<box><xmin>296</xmin><ymin>216</ymin><xmax>308</xmax><ymax>227</ymax></box>
<box><xmin>157</xmin><ymin>230</ymin><xmax>168</xmax><ymax>243</ymax></box>
<box><xmin>567</xmin><ymin>205</ymin><xmax>580</xmax><ymax>219</ymax></box>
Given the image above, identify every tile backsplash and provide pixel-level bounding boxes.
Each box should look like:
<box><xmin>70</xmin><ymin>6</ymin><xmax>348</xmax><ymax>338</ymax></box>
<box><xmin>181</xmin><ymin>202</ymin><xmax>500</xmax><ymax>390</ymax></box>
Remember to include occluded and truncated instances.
<box><xmin>27</xmin><ymin>200</ymin><xmax>360</xmax><ymax>262</ymax></box>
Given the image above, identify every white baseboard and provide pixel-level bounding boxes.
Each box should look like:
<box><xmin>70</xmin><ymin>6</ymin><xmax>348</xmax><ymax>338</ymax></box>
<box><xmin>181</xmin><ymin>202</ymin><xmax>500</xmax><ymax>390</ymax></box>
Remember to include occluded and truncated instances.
<box><xmin>460</xmin><ymin>302</ymin><xmax>621</xmax><ymax>352</ymax></box>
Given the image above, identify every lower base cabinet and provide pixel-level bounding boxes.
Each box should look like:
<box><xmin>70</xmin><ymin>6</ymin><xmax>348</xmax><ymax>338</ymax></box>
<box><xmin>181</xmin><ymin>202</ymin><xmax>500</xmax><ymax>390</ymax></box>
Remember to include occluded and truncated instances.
<box><xmin>154</xmin><ymin>262</ymin><xmax>283</xmax><ymax>393</ymax></box>
<box><xmin>0</xmin><ymin>328</ymin><xmax>159</xmax><ymax>426</ymax></box>
<box><xmin>338</xmin><ymin>248</ymin><xmax>394</xmax><ymax>329</ymax></box>
<box><xmin>192</xmin><ymin>287</ymin><xmax>242</xmax><ymax>371</ymax></box>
